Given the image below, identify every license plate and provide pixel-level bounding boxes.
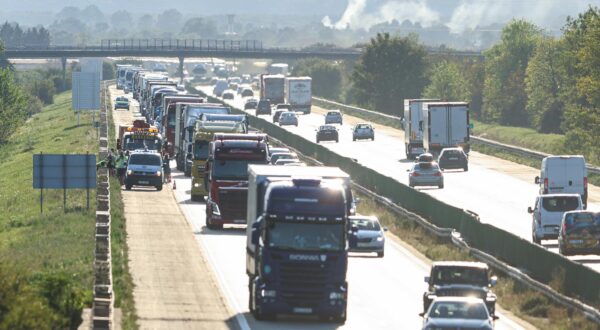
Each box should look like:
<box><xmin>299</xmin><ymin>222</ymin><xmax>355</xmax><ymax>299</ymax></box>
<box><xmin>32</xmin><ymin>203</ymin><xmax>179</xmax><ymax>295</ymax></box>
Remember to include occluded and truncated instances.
<box><xmin>138</xmin><ymin>180</ymin><xmax>149</xmax><ymax>184</ymax></box>
<box><xmin>570</xmin><ymin>239</ymin><xmax>584</xmax><ymax>244</ymax></box>
<box><xmin>293</xmin><ymin>307</ymin><xmax>312</xmax><ymax>314</ymax></box>
<box><xmin>449</xmin><ymin>157</ymin><xmax>458</xmax><ymax>160</ymax></box>
<box><xmin>357</xmin><ymin>243</ymin><xmax>371</xmax><ymax>247</ymax></box>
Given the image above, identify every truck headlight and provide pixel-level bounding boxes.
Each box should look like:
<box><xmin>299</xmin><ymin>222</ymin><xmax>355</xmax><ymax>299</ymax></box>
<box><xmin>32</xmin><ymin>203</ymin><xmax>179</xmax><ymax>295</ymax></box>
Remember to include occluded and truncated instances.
<box><xmin>211</xmin><ymin>202</ymin><xmax>221</xmax><ymax>216</ymax></box>
<box><xmin>261</xmin><ymin>290</ymin><xmax>276</xmax><ymax>298</ymax></box>
<box><xmin>127</xmin><ymin>170</ymin><xmax>132</xmax><ymax>175</ymax></box>
<box><xmin>156</xmin><ymin>171</ymin><xmax>162</xmax><ymax>176</ymax></box>
<box><xmin>194</xmin><ymin>183</ymin><xmax>199</xmax><ymax>188</ymax></box>
<box><xmin>329</xmin><ymin>292</ymin><xmax>345</xmax><ymax>300</ymax></box>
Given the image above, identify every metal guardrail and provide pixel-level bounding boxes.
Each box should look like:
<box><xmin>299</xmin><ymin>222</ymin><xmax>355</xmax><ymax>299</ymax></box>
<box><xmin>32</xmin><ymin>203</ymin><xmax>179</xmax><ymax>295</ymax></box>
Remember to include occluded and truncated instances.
<box><xmin>313</xmin><ymin>96</ymin><xmax>600</xmax><ymax>175</ymax></box>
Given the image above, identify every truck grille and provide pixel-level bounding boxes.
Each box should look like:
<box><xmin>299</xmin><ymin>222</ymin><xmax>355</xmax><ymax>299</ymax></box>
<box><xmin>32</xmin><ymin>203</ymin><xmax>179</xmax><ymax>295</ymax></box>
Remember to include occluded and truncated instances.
<box><xmin>279</xmin><ymin>261</ymin><xmax>332</xmax><ymax>307</ymax></box>
<box><xmin>436</xmin><ymin>289</ymin><xmax>486</xmax><ymax>299</ymax></box>
<box><xmin>358</xmin><ymin>237</ymin><xmax>372</xmax><ymax>243</ymax></box>
<box><xmin>218</xmin><ymin>188</ymin><xmax>247</xmax><ymax>220</ymax></box>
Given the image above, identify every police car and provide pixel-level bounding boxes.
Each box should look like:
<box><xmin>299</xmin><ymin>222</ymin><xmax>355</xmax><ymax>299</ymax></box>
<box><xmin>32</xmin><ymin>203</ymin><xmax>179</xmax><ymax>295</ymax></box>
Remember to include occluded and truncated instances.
<box><xmin>124</xmin><ymin>149</ymin><xmax>163</xmax><ymax>191</ymax></box>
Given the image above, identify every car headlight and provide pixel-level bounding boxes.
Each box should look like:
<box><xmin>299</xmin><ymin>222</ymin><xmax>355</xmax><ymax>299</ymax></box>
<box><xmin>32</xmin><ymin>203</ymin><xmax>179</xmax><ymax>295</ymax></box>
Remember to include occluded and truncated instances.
<box><xmin>376</xmin><ymin>236</ymin><xmax>384</xmax><ymax>242</ymax></box>
<box><xmin>127</xmin><ymin>170</ymin><xmax>132</xmax><ymax>175</ymax></box>
<box><xmin>156</xmin><ymin>171</ymin><xmax>162</xmax><ymax>176</ymax></box>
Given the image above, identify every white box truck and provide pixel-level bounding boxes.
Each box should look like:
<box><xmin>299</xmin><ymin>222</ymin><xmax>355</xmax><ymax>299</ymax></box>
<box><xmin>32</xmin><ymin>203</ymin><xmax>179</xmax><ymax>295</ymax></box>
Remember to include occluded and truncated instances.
<box><xmin>285</xmin><ymin>77</ymin><xmax>312</xmax><ymax>114</ymax></box>
<box><xmin>422</xmin><ymin>102</ymin><xmax>470</xmax><ymax>155</ymax></box>
<box><xmin>535</xmin><ymin>155</ymin><xmax>588</xmax><ymax>208</ymax></box>
<box><xmin>403</xmin><ymin>99</ymin><xmax>439</xmax><ymax>159</ymax></box>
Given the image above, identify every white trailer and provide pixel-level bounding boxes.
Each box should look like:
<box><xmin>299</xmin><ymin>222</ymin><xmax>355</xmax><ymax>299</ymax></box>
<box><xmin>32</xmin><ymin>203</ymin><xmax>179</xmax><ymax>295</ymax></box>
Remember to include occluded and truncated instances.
<box><xmin>422</xmin><ymin>102</ymin><xmax>470</xmax><ymax>155</ymax></box>
<box><xmin>285</xmin><ymin>77</ymin><xmax>312</xmax><ymax>114</ymax></box>
<box><xmin>403</xmin><ymin>99</ymin><xmax>439</xmax><ymax>159</ymax></box>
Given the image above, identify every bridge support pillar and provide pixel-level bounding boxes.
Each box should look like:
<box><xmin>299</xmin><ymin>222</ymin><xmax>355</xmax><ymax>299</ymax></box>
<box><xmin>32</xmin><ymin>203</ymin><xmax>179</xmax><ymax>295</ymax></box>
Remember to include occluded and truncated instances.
<box><xmin>178</xmin><ymin>56</ymin><xmax>185</xmax><ymax>84</ymax></box>
<box><xmin>61</xmin><ymin>57</ymin><xmax>67</xmax><ymax>91</ymax></box>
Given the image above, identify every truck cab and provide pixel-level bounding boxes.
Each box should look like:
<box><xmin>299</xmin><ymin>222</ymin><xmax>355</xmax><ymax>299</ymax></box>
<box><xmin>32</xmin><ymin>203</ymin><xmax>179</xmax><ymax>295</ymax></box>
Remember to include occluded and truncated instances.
<box><xmin>247</xmin><ymin>178</ymin><xmax>353</xmax><ymax>323</ymax></box>
<box><xmin>205</xmin><ymin>134</ymin><xmax>269</xmax><ymax>229</ymax></box>
<box><xmin>423</xmin><ymin>261</ymin><xmax>497</xmax><ymax>316</ymax></box>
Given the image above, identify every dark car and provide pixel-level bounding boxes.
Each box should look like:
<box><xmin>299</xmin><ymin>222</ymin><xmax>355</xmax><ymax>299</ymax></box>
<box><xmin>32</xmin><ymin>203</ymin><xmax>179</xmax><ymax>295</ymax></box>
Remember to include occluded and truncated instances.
<box><xmin>316</xmin><ymin>125</ymin><xmax>339</xmax><ymax>143</ymax></box>
<box><xmin>558</xmin><ymin>211</ymin><xmax>600</xmax><ymax>256</ymax></box>
<box><xmin>275</xmin><ymin>103</ymin><xmax>292</xmax><ymax>111</ymax></box>
<box><xmin>438</xmin><ymin>148</ymin><xmax>468</xmax><ymax>171</ymax></box>
<box><xmin>272</xmin><ymin>110</ymin><xmax>286</xmax><ymax>123</ymax></box>
<box><xmin>423</xmin><ymin>261</ymin><xmax>497</xmax><ymax>316</ymax></box>
<box><xmin>244</xmin><ymin>98</ymin><xmax>258</xmax><ymax>110</ymax></box>
<box><xmin>256</xmin><ymin>99</ymin><xmax>271</xmax><ymax>115</ymax></box>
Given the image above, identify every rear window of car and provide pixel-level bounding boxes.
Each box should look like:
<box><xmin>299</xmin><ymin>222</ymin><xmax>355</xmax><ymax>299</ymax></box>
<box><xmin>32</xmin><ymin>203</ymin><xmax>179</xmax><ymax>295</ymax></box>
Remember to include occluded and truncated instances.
<box><xmin>442</xmin><ymin>150</ymin><xmax>462</xmax><ymax>157</ymax></box>
<box><xmin>319</xmin><ymin>126</ymin><xmax>335</xmax><ymax>131</ymax></box>
<box><xmin>564</xmin><ymin>212</ymin><xmax>600</xmax><ymax>233</ymax></box>
<box><xmin>327</xmin><ymin>112</ymin><xmax>340</xmax><ymax>116</ymax></box>
<box><xmin>415</xmin><ymin>163</ymin><xmax>439</xmax><ymax>171</ymax></box>
<box><xmin>542</xmin><ymin>196</ymin><xmax>580</xmax><ymax>212</ymax></box>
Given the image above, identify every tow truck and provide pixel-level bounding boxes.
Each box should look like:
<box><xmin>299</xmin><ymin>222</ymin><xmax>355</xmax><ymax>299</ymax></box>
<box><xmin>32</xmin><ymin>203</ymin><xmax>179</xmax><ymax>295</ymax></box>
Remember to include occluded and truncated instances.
<box><xmin>117</xmin><ymin>120</ymin><xmax>162</xmax><ymax>152</ymax></box>
<box><xmin>205</xmin><ymin>133</ymin><xmax>269</xmax><ymax>229</ymax></box>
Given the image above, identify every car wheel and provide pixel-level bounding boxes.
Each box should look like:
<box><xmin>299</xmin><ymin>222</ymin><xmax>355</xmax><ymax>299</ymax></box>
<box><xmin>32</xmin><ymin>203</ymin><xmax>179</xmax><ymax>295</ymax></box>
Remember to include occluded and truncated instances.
<box><xmin>353</xmin><ymin>137</ymin><xmax>356</xmax><ymax>141</ymax></box>
<box><xmin>156</xmin><ymin>184</ymin><xmax>163</xmax><ymax>191</ymax></box>
<box><xmin>335</xmin><ymin>139</ymin><xmax>339</xmax><ymax>143</ymax></box>
<box><xmin>464</xmin><ymin>165</ymin><xmax>469</xmax><ymax>171</ymax></box>
<box><xmin>125</xmin><ymin>185</ymin><xmax>132</xmax><ymax>190</ymax></box>
<box><xmin>377</xmin><ymin>251</ymin><xmax>384</xmax><ymax>258</ymax></box>
<box><xmin>316</xmin><ymin>138</ymin><xmax>320</xmax><ymax>143</ymax></box>
<box><xmin>532</xmin><ymin>233</ymin><xmax>541</xmax><ymax>244</ymax></box>
<box><xmin>438</xmin><ymin>183</ymin><xmax>444</xmax><ymax>189</ymax></box>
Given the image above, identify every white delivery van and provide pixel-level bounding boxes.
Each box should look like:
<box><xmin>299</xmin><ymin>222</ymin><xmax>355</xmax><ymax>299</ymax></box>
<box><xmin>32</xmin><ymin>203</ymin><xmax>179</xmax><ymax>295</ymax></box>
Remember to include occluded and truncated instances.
<box><xmin>535</xmin><ymin>156</ymin><xmax>588</xmax><ymax>208</ymax></box>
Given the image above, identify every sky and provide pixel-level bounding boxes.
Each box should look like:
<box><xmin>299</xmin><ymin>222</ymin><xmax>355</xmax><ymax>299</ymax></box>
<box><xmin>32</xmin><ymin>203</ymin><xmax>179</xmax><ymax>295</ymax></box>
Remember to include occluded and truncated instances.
<box><xmin>1</xmin><ymin>0</ymin><xmax>598</xmax><ymax>32</ymax></box>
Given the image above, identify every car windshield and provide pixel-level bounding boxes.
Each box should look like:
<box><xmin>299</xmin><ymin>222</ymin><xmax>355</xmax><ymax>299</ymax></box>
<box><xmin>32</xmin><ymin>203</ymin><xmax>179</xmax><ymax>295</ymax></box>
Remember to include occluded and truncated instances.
<box><xmin>327</xmin><ymin>112</ymin><xmax>340</xmax><ymax>116</ymax></box>
<box><xmin>432</xmin><ymin>266</ymin><xmax>488</xmax><ymax>286</ymax></box>
<box><xmin>429</xmin><ymin>301</ymin><xmax>488</xmax><ymax>320</ymax></box>
<box><xmin>542</xmin><ymin>196</ymin><xmax>580</xmax><ymax>212</ymax></box>
<box><xmin>281</xmin><ymin>113</ymin><xmax>295</xmax><ymax>118</ymax></box>
<box><xmin>194</xmin><ymin>140</ymin><xmax>210</xmax><ymax>159</ymax></box>
<box><xmin>564</xmin><ymin>212</ymin><xmax>600</xmax><ymax>234</ymax></box>
<box><xmin>129</xmin><ymin>154</ymin><xmax>161</xmax><ymax>166</ymax></box>
<box><xmin>350</xmin><ymin>218</ymin><xmax>381</xmax><ymax>231</ymax></box>
<box><xmin>212</xmin><ymin>160</ymin><xmax>265</xmax><ymax>180</ymax></box>
<box><xmin>266</xmin><ymin>222</ymin><xmax>345</xmax><ymax>252</ymax></box>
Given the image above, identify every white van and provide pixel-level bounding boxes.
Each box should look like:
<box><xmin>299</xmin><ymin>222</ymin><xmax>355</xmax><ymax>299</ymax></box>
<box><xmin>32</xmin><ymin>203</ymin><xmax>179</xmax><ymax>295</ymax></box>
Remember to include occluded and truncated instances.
<box><xmin>535</xmin><ymin>155</ymin><xmax>587</xmax><ymax>208</ymax></box>
<box><xmin>528</xmin><ymin>194</ymin><xmax>583</xmax><ymax>243</ymax></box>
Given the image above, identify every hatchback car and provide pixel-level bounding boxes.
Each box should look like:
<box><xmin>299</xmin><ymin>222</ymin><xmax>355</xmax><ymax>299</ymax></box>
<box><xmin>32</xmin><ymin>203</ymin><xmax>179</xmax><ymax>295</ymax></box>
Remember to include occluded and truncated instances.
<box><xmin>438</xmin><ymin>148</ymin><xmax>468</xmax><ymax>171</ymax></box>
<box><xmin>241</xmin><ymin>88</ymin><xmax>254</xmax><ymax>97</ymax></box>
<box><xmin>529</xmin><ymin>193</ymin><xmax>583</xmax><ymax>244</ymax></box>
<box><xmin>349</xmin><ymin>215</ymin><xmax>387</xmax><ymax>257</ymax></box>
<box><xmin>417</xmin><ymin>153</ymin><xmax>435</xmax><ymax>164</ymax></box>
<box><xmin>125</xmin><ymin>150</ymin><xmax>163</xmax><ymax>191</ymax></box>
<box><xmin>275</xmin><ymin>103</ymin><xmax>292</xmax><ymax>111</ymax></box>
<box><xmin>270</xmin><ymin>152</ymin><xmax>299</xmax><ymax>165</ymax></box>
<box><xmin>352</xmin><ymin>123</ymin><xmax>374</xmax><ymax>141</ymax></box>
<box><xmin>222</xmin><ymin>90</ymin><xmax>235</xmax><ymax>100</ymax></box>
<box><xmin>420</xmin><ymin>297</ymin><xmax>496</xmax><ymax>330</ymax></box>
<box><xmin>114</xmin><ymin>96</ymin><xmax>130</xmax><ymax>110</ymax></box>
<box><xmin>325</xmin><ymin>110</ymin><xmax>343</xmax><ymax>124</ymax></box>
<box><xmin>256</xmin><ymin>99</ymin><xmax>271</xmax><ymax>115</ymax></box>
<box><xmin>278</xmin><ymin>111</ymin><xmax>298</xmax><ymax>126</ymax></box>
<box><xmin>244</xmin><ymin>98</ymin><xmax>258</xmax><ymax>110</ymax></box>
<box><xmin>316</xmin><ymin>125</ymin><xmax>339</xmax><ymax>143</ymax></box>
<box><xmin>558</xmin><ymin>211</ymin><xmax>600</xmax><ymax>255</ymax></box>
<box><xmin>408</xmin><ymin>162</ymin><xmax>444</xmax><ymax>188</ymax></box>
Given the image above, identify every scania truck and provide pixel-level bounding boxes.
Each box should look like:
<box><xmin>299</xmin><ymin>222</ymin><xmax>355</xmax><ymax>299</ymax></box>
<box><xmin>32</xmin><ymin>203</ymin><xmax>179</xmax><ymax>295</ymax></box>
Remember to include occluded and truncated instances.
<box><xmin>205</xmin><ymin>134</ymin><xmax>269</xmax><ymax>229</ymax></box>
<box><xmin>245</xmin><ymin>165</ymin><xmax>357</xmax><ymax>323</ymax></box>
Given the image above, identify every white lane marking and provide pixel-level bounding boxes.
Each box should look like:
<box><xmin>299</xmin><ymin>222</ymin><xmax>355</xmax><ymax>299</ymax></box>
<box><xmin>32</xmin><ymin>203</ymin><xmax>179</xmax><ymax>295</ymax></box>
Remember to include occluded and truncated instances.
<box><xmin>178</xmin><ymin>184</ymin><xmax>252</xmax><ymax>330</ymax></box>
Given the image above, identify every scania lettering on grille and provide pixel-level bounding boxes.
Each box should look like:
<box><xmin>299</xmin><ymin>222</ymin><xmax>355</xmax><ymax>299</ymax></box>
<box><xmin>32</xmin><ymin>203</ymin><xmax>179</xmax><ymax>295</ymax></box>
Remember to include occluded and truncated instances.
<box><xmin>289</xmin><ymin>254</ymin><xmax>327</xmax><ymax>262</ymax></box>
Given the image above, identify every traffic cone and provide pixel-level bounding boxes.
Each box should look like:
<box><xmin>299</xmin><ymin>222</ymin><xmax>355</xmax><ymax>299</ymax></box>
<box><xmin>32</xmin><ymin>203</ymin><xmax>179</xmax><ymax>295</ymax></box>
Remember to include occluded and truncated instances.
<box><xmin>172</xmin><ymin>180</ymin><xmax>176</xmax><ymax>190</ymax></box>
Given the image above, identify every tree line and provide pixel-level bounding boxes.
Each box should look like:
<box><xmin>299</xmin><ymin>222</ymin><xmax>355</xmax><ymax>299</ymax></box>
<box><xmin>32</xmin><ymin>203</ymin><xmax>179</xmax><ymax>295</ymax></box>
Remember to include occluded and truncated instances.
<box><xmin>293</xmin><ymin>7</ymin><xmax>600</xmax><ymax>163</ymax></box>
<box><xmin>0</xmin><ymin>22</ymin><xmax>50</xmax><ymax>48</ymax></box>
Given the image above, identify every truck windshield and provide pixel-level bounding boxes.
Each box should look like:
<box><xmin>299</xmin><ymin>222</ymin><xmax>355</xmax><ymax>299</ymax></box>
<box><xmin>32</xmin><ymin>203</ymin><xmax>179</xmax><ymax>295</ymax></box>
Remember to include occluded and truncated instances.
<box><xmin>213</xmin><ymin>160</ymin><xmax>265</xmax><ymax>180</ymax></box>
<box><xmin>124</xmin><ymin>138</ymin><xmax>161</xmax><ymax>151</ymax></box>
<box><xmin>432</xmin><ymin>267</ymin><xmax>488</xmax><ymax>286</ymax></box>
<box><xmin>194</xmin><ymin>141</ymin><xmax>210</xmax><ymax>159</ymax></box>
<box><xmin>267</xmin><ymin>222</ymin><xmax>345</xmax><ymax>252</ymax></box>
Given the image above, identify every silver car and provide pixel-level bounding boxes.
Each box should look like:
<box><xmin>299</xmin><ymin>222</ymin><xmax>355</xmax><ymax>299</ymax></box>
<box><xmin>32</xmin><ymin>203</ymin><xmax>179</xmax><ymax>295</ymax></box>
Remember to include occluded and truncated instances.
<box><xmin>421</xmin><ymin>297</ymin><xmax>496</xmax><ymax>330</ymax></box>
<box><xmin>278</xmin><ymin>111</ymin><xmax>298</xmax><ymax>126</ymax></box>
<box><xmin>349</xmin><ymin>215</ymin><xmax>386</xmax><ymax>257</ymax></box>
<box><xmin>408</xmin><ymin>162</ymin><xmax>444</xmax><ymax>189</ymax></box>
<box><xmin>352</xmin><ymin>123</ymin><xmax>375</xmax><ymax>141</ymax></box>
<box><xmin>325</xmin><ymin>110</ymin><xmax>343</xmax><ymax>124</ymax></box>
<box><xmin>270</xmin><ymin>152</ymin><xmax>299</xmax><ymax>164</ymax></box>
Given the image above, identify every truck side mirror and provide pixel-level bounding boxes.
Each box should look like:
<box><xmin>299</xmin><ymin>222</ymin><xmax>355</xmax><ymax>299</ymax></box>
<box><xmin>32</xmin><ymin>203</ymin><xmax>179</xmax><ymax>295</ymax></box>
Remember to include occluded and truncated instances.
<box><xmin>490</xmin><ymin>276</ymin><xmax>498</xmax><ymax>287</ymax></box>
<box><xmin>534</xmin><ymin>176</ymin><xmax>540</xmax><ymax>184</ymax></box>
<box><xmin>424</xmin><ymin>276</ymin><xmax>430</xmax><ymax>283</ymax></box>
<box><xmin>527</xmin><ymin>207</ymin><xmax>533</xmax><ymax>214</ymax></box>
<box><xmin>251</xmin><ymin>221</ymin><xmax>261</xmax><ymax>245</ymax></box>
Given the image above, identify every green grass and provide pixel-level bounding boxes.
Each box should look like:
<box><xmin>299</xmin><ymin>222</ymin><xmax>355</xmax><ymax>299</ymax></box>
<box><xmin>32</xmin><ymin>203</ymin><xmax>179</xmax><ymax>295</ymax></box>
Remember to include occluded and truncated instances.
<box><xmin>0</xmin><ymin>91</ymin><xmax>98</xmax><ymax>322</ymax></box>
<box><xmin>356</xmin><ymin>190</ymin><xmax>598</xmax><ymax>329</ymax></box>
<box><xmin>106</xmin><ymin>88</ymin><xmax>138</xmax><ymax>329</ymax></box>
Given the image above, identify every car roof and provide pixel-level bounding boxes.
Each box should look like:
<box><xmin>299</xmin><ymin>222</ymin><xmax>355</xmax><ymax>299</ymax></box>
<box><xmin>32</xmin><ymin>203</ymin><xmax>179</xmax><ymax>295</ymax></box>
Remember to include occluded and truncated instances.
<box><xmin>431</xmin><ymin>261</ymin><xmax>488</xmax><ymax>269</ymax></box>
<box><xmin>271</xmin><ymin>152</ymin><xmax>296</xmax><ymax>157</ymax></box>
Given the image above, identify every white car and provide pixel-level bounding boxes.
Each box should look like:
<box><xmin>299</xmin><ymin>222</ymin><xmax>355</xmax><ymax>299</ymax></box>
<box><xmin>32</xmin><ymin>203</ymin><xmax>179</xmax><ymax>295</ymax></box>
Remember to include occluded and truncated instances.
<box><xmin>420</xmin><ymin>297</ymin><xmax>496</xmax><ymax>330</ymax></box>
<box><xmin>528</xmin><ymin>193</ymin><xmax>583</xmax><ymax>244</ymax></box>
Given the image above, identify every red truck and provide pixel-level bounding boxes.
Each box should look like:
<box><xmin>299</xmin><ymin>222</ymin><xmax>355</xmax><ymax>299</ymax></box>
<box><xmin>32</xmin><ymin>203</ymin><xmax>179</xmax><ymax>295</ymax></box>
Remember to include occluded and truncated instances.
<box><xmin>205</xmin><ymin>133</ymin><xmax>269</xmax><ymax>229</ymax></box>
<box><xmin>162</xmin><ymin>99</ymin><xmax>204</xmax><ymax>157</ymax></box>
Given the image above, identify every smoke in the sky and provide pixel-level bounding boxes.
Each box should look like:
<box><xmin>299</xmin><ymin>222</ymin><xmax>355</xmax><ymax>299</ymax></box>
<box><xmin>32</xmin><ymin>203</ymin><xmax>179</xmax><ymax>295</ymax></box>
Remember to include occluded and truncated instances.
<box><xmin>323</xmin><ymin>0</ymin><xmax>595</xmax><ymax>33</ymax></box>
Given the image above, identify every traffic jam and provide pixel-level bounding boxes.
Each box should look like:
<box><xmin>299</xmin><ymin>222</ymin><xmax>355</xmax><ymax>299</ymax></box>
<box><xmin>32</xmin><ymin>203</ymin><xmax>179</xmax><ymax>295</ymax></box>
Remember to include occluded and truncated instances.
<box><xmin>110</xmin><ymin>63</ymin><xmax>598</xmax><ymax>329</ymax></box>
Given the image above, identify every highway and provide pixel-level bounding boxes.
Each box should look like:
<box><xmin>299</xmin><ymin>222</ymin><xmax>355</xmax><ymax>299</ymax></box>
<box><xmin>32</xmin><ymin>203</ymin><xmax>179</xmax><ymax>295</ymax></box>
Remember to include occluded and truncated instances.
<box><xmin>111</xmin><ymin>86</ymin><xmax>528</xmax><ymax>329</ymax></box>
<box><xmin>197</xmin><ymin>86</ymin><xmax>600</xmax><ymax>272</ymax></box>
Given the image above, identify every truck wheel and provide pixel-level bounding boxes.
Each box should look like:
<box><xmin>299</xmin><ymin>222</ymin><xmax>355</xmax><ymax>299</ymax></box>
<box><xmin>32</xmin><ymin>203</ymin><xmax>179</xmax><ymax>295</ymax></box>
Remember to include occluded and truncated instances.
<box><xmin>335</xmin><ymin>138</ymin><xmax>339</xmax><ymax>143</ymax></box>
<box><xmin>125</xmin><ymin>185</ymin><xmax>132</xmax><ymax>190</ymax></box>
<box><xmin>156</xmin><ymin>184</ymin><xmax>163</xmax><ymax>191</ymax></box>
<box><xmin>377</xmin><ymin>251</ymin><xmax>384</xmax><ymax>258</ymax></box>
<box><xmin>316</xmin><ymin>139</ymin><xmax>320</xmax><ymax>143</ymax></box>
<box><xmin>191</xmin><ymin>194</ymin><xmax>204</xmax><ymax>202</ymax></box>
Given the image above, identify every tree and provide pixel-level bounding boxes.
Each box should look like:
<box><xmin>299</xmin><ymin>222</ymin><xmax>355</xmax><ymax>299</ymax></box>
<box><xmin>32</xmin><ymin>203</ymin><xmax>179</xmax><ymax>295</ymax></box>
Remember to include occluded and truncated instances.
<box><xmin>292</xmin><ymin>58</ymin><xmax>342</xmax><ymax>100</ymax></box>
<box><xmin>137</xmin><ymin>14</ymin><xmax>155</xmax><ymax>31</ymax></box>
<box><xmin>0</xmin><ymin>68</ymin><xmax>27</xmax><ymax>142</ymax></box>
<box><xmin>423</xmin><ymin>60</ymin><xmax>471</xmax><ymax>102</ymax></box>
<box><xmin>110</xmin><ymin>10</ymin><xmax>132</xmax><ymax>32</ymax></box>
<box><xmin>525</xmin><ymin>37</ymin><xmax>565</xmax><ymax>133</ymax></box>
<box><xmin>350</xmin><ymin>33</ymin><xmax>427</xmax><ymax>116</ymax></box>
<box><xmin>156</xmin><ymin>9</ymin><xmax>183</xmax><ymax>34</ymax></box>
<box><xmin>483</xmin><ymin>20</ymin><xmax>542</xmax><ymax>126</ymax></box>
<box><xmin>181</xmin><ymin>17</ymin><xmax>217</xmax><ymax>38</ymax></box>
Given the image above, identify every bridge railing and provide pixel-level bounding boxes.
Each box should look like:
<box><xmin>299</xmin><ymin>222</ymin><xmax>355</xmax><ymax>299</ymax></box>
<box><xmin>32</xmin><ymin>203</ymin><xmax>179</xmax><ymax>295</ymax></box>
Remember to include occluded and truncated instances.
<box><xmin>99</xmin><ymin>39</ymin><xmax>264</xmax><ymax>51</ymax></box>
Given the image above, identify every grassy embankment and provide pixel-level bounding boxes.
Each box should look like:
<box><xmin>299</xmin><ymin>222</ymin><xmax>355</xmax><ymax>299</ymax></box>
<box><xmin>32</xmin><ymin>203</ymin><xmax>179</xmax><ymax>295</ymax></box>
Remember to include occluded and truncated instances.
<box><xmin>0</xmin><ymin>91</ymin><xmax>97</xmax><ymax>327</ymax></box>
<box><xmin>106</xmin><ymin>88</ymin><xmax>138</xmax><ymax>329</ymax></box>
